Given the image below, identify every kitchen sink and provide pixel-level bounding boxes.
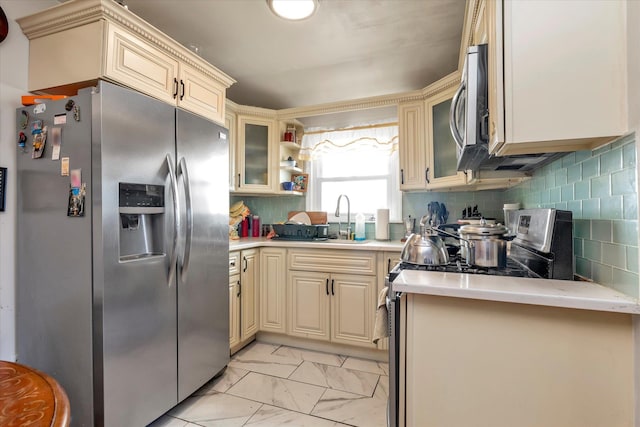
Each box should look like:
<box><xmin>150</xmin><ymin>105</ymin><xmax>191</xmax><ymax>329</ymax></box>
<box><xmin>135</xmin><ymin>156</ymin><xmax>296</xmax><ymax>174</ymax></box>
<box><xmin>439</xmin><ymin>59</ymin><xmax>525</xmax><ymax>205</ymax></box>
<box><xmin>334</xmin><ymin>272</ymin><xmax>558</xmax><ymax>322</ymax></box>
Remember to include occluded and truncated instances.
<box><xmin>324</xmin><ymin>239</ymin><xmax>369</xmax><ymax>244</ymax></box>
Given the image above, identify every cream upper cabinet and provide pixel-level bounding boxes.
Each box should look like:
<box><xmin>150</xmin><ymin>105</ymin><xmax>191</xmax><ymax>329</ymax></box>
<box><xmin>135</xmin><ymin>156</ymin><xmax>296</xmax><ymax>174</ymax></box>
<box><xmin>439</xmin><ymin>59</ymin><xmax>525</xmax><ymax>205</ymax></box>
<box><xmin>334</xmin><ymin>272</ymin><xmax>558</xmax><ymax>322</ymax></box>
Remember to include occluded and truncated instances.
<box><xmin>234</xmin><ymin>115</ymin><xmax>277</xmax><ymax>194</ymax></box>
<box><xmin>104</xmin><ymin>21</ymin><xmax>179</xmax><ymax>105</ymax></box>
<box><xmin>398</xmin><ymin>101</ymin><xmax>428</xmax><ymax>191</ymax></box>
<box><xmin>177</xmin><ymin>62</ymin><xmax>226</xmax><ymax>124</ymax></box>
<box><xmin>260</xmin><ymin>248</ymin><xmax>287</xmax><ymax>334</ymax></box>
<box><xmin>17</xmin><ymin>0</ymin><xmax>235</xmax><ymax>126</ymax></box>
<box><xmin>485</xmin><ymin>0</ymin><xmax>626</xmax><ymax>156</ymax></box>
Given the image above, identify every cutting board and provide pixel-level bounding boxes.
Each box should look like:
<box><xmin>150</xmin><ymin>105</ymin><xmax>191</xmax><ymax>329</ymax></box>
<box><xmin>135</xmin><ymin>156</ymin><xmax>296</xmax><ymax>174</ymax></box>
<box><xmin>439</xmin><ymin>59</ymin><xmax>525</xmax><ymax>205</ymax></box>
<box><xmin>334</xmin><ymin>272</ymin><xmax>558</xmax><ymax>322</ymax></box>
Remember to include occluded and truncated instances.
<box><xmin>288</xmin><ymin>211</ymin><xmax>327</xmax><ymax>224</ymax></box>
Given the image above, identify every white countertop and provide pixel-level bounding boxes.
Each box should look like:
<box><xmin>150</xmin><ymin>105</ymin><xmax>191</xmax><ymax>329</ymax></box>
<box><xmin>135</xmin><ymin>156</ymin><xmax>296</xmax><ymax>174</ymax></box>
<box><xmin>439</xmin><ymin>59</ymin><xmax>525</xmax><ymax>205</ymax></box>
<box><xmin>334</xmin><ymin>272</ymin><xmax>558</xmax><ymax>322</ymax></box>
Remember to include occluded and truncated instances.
<box><xmin>393</xmin><ymin>270</ymin><xmax>640</xmax><ymax>314</ymax></box>
<box><xmin>229</xmin><ymin>238</ymin><xmax>640</xmax><ymax>314</ymax></box>
<box><xmin>229</xmin><ymin>237</ymin><xmax>404</xmax><ymax>252</ymax></box>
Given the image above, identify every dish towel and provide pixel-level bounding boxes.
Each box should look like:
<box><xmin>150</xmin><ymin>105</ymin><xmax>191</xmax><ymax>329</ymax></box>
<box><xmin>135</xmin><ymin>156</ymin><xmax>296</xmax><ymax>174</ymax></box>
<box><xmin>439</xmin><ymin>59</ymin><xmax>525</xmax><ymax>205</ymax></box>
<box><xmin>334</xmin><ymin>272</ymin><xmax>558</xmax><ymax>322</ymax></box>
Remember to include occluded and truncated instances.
<box><xmin>373</xmin><ymin>286</ymin><xmax>389</xmax><ymax>344</ymax></box>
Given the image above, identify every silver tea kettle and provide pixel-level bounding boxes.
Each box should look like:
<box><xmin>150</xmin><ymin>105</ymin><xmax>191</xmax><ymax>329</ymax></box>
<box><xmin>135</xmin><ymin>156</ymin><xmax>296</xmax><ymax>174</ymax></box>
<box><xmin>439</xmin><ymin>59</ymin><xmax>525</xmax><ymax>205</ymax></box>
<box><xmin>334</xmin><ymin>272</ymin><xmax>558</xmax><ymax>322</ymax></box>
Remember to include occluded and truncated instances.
<box><xmin>400</xmin><ymin>214</ymin><xmax>450</xmax><ymax>265</ymax></box>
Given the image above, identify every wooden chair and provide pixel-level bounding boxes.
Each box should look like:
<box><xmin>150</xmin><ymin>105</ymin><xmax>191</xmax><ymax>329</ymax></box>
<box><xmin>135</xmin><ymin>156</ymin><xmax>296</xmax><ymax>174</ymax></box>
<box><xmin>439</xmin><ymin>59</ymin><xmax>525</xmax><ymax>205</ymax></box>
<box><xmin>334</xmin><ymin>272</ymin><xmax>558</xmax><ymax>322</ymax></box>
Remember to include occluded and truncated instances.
<box><xmin>0</xmin><ymin>360</ymin><xmax>70</xmax><ymax>426</ymax></box>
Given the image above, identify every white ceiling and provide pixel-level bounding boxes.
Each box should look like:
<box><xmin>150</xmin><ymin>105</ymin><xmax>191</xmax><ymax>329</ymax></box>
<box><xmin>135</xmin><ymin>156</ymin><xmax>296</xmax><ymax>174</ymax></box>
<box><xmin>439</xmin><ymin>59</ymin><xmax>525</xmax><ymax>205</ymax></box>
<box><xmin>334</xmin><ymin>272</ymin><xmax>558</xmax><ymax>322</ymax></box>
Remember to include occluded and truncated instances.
<box><xmin>122</xmin><ymin>0</ymin><xmax>466</xmax><ymax>128</ymax></box>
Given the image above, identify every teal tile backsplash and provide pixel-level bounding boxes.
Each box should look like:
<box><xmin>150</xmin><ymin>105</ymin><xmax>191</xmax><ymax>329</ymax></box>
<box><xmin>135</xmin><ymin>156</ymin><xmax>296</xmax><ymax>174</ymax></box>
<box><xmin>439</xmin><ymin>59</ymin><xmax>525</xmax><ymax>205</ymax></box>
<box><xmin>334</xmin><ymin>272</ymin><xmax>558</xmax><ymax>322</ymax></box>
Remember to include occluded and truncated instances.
<box><xmin>230</xmin><ymin>134</ymin><xmax>639</xmax><ymax>297</ymax></box>
<box><xmin>504</xmin><ymin>133</ymin><xmax>639</xmax><ymax>298</ymax></box>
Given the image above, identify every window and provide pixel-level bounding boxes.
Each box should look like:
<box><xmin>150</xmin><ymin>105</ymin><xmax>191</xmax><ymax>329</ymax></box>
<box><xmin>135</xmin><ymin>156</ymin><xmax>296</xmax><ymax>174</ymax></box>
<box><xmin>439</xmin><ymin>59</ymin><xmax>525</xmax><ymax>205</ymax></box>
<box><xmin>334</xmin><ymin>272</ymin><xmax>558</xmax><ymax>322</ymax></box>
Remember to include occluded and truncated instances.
<box><xmin>303</xmin><ymin>124</ymin><xmax>401</xmax><ymax>222</ymax></box>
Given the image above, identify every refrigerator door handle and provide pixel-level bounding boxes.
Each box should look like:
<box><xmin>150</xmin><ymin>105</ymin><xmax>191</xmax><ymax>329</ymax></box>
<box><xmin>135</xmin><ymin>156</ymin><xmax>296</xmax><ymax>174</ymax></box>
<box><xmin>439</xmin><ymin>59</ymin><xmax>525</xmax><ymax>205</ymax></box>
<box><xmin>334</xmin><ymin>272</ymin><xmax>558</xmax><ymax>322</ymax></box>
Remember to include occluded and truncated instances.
<box><xmin>177</xmin><ymin>157</ymin><xmax>193</xmax><ymax>283</ymax></box>
<box><xmin>166</xmin><ymin>154</ymin><xmax>180</xmax><ymax>287</ymax></box>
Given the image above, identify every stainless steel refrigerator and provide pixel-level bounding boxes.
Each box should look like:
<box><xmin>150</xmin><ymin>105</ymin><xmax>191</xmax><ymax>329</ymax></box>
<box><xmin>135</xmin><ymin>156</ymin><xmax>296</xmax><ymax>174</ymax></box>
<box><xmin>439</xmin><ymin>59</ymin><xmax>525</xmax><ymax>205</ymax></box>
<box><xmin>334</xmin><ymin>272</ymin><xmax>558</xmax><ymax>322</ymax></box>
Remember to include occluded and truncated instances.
<box><xmin>16</xmin><ymin>81</ymin><xmax>229</xmax><ymax>426</ymax></box>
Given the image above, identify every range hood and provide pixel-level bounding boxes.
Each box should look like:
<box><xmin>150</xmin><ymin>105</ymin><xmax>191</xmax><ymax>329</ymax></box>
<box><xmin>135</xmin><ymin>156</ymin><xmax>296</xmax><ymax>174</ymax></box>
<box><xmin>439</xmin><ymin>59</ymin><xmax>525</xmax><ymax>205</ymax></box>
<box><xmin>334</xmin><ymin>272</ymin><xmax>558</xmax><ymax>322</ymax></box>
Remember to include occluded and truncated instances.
<box><xmin>475</xmin><ymin>151</ymin><xmax>565</xmax><ymax>172</ymax></box>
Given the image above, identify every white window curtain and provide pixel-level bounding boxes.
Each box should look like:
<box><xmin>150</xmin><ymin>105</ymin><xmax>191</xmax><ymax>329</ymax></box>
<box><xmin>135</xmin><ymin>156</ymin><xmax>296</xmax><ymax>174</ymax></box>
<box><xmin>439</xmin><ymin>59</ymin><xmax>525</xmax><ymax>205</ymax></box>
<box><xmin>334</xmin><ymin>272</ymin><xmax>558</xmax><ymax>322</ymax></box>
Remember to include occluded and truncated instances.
<box><xmin>302</xmin><ymin>122</ymin><xmax>402</xmax><ymax>223</ymax></box>
<box><xmin>299</xmin><ymin>123</ymin><xmax>399</xmax><ymax>161</ymax></box>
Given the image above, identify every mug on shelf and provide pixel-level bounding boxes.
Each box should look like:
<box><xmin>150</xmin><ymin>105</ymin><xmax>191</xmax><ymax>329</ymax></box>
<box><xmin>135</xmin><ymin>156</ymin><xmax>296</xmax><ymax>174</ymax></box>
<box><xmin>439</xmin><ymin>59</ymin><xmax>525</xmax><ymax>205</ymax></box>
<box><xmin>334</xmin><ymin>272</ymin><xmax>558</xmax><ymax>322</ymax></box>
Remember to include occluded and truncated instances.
<box><xmin>281</xmin><ymin>182</ymin><xmax>295</xmax><ymax>191</ymax></box>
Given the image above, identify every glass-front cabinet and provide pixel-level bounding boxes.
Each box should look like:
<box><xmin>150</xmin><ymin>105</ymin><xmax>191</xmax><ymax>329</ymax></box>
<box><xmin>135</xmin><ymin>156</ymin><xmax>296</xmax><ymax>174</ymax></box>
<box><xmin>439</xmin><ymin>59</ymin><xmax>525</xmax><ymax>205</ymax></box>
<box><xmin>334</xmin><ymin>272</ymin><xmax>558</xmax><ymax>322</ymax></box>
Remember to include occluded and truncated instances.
<box><xmin>425</xmin><ymin>85</ymin><xmax>466</xmax><ymax>189</ymax></box>
<box><xmin>235</xmin><ymin>115</ymin><xmax>276</xmax><ymax>193</ymax></box>
<box><xmin>398</xmin><ymin>72</ymin><xmax>466</xmax><ymax>191</ymax></box>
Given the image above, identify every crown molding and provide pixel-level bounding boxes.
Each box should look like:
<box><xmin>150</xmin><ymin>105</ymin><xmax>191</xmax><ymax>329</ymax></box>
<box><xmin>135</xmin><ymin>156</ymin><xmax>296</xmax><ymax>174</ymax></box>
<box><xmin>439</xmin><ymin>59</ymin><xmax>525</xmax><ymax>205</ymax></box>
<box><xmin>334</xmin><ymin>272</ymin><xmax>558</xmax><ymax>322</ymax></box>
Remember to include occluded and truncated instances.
<box><xmin>16</xmin><ymin>0</ymin><xmax>236</xmax><ymax>88</ymax></box>
<box><xmin>276</xmin><ymin>89</ymin><xmax>425</xmax><ymax>121</ymax></box>
<box><xmin>225</xmin><ymin>72</ymin><xmax>462</xmax><ymax>123</ymax></box>
<box><xmin>459</xmin><ymin>0</ymin><xmax>480</xmax><ymax>69</ymax></box>
<box><xmin>231</xmin><ymin>103</ymin><xmax>278</xmax><ymax>119</ymax></box>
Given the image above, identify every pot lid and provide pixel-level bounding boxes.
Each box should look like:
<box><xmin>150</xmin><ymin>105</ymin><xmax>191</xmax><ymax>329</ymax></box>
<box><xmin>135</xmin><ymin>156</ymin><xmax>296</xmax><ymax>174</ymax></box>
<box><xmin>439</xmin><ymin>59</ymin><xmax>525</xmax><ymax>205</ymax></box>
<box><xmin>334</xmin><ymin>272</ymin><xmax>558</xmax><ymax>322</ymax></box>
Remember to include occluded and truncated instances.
<box><xmin>459</xmin><ymin>222</ymin><xmax>508</xmax><ymax>235</ymax></box>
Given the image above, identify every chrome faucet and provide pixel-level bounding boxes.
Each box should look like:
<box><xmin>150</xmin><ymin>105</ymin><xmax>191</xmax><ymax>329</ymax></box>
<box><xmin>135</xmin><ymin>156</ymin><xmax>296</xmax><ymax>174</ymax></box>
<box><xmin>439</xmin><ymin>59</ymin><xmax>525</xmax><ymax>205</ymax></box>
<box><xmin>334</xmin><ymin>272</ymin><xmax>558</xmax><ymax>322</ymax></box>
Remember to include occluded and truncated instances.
<box><xmin>335</xmin><ymin>194</ymin><xmax>351</xmax><ymax>239</ymax></box>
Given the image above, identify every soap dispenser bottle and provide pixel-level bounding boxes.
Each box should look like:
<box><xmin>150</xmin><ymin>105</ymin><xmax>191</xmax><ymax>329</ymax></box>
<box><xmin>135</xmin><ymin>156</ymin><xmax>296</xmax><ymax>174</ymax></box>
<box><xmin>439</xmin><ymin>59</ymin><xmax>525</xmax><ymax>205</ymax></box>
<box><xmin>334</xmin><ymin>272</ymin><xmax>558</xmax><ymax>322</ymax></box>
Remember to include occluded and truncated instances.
<box><xmin>355</xmin><ymin>212</ymin><xmax>366</xmax><ymax>241</ymax></box>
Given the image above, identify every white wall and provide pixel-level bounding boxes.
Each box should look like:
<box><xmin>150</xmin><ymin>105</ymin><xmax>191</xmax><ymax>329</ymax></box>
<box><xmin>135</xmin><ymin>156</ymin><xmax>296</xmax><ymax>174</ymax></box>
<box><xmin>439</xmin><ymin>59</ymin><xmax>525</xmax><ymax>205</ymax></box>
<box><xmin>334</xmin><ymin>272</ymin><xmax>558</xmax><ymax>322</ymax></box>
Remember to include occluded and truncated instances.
<box><xmin>0</xmin><ymin>0</ymin><xmax>57</xmax><ymax>360</ymax></box>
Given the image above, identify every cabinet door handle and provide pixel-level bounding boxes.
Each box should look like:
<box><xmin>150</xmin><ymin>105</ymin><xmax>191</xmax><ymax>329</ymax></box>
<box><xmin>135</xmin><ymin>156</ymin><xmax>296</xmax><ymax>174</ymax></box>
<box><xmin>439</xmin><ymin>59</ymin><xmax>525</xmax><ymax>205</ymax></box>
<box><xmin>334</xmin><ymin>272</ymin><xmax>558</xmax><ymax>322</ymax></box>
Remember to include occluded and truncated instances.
<box><xmin>400</xmin><ymin>169</ymin><xmax>404</xmax><ymax>185</ymax></box>
<box><xmin>425</xmin><ymin>167</ymin><xmax>430</xmax><ymax>184</ymax></box>
<box><xmin>237</xmin><ymin>280</ymin><xmax>241</xmax><ymax>297</ymax></box>
<box><xmin>229</xmin><ymin>259</ymin><xmax>236</xmax><ymax>268</ymax></box>
<box><xmin>325</xmin><ymin>278</ymin><xmax>329</xmax><ymax>295</ymax></box>
<box><xmin>243</xmin><ymin>256</ymin><xmax>248</xmax><ymax>272</ymax></box>
<box><xmin>331</xmin><ymin>279</ymin><xmax>335</xmax><ymax>296</ymax></box>
<box><xmin>180</xmin><ymin>79</ymin><xmax>185</xmax><ymax>100</ymax></box>
<box><xmin>237</xmin><ymin>173</ymin><xmax>241</xmax><ymax>188</ymax></box>
<box><xmin>173</xmin><ymin>78</ymin><xmax>178</xmax><ymax>99</ymax></box>
<box><xmin>387</xmin><ymin>258</ymin><xmax>391</xmax><ymax>274</ymax></box>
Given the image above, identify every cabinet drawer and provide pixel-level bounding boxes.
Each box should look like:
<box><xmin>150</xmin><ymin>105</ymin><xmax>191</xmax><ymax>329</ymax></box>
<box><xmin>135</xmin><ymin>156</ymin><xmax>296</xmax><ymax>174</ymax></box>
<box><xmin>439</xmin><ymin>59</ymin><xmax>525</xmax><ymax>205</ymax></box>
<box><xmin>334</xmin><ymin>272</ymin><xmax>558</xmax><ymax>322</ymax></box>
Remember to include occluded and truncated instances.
<box><xmin>229</xmin><ymin>251</ymin><xmax>240</xmax><ymax>275</ymax></box>
<box><xmin>288</xmin><ymin>249</ymin><xmax>376</xmax><ymax>275</ymax></box>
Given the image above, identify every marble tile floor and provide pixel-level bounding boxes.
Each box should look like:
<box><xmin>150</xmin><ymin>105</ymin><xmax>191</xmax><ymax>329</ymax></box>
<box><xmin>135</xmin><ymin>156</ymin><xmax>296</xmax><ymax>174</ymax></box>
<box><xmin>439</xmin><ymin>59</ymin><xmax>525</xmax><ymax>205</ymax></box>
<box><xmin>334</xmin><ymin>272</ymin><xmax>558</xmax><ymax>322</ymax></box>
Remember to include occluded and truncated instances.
<box><xmin>148</xmin><ymin>342</ymin><xmax>389</xmax><ymax>427</ymax></box>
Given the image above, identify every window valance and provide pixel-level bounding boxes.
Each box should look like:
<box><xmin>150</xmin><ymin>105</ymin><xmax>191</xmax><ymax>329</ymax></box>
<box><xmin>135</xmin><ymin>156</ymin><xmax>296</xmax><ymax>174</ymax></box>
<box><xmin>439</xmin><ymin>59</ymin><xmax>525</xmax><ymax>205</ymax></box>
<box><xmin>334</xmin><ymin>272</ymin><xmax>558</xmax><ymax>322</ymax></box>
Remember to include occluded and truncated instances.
<box><xmin>300</xmin><ymin>122</ymin><xmax>398</xmax><ymax>161</ymax></box>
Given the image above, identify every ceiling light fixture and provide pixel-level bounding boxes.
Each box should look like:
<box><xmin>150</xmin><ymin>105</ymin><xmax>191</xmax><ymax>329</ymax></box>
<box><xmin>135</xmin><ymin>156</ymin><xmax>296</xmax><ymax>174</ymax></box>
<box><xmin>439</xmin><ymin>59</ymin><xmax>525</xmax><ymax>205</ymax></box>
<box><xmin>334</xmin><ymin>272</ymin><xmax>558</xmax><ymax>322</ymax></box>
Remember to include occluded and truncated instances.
<box><xmin>268</xmin><ymin>0</ymin><xmax>318</xmax><ymax>21</ymax></box>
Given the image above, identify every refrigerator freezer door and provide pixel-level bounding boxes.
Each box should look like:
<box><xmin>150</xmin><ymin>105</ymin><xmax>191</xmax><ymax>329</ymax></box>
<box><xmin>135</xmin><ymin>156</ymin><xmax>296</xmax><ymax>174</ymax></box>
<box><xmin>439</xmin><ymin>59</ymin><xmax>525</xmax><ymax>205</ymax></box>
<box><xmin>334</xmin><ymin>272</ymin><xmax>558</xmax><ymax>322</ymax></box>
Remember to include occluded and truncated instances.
<box><xmin>94</xmin><ymin>82</ymin><xmax>178</xmax><ymax>426</ymax></box>
<box><xmin>16</xmin><ymin>91</ymin><xmax>95</xmax><ymax>426</ymax></box>
<box><xmin>175</xmin><ymin>109</ymin><xmax>230</xmax><ymax>401</ymax></box>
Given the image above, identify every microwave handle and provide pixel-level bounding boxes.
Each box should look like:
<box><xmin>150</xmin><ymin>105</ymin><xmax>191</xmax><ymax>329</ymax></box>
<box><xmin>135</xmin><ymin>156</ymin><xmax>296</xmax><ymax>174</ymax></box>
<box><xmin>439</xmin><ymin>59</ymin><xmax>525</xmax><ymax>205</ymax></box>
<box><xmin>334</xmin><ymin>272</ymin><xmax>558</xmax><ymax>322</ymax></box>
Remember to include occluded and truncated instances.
<box><xmin>449</xmin><ymin>81</ymin><xmax>465</xmax><ymax>150</ymax></box>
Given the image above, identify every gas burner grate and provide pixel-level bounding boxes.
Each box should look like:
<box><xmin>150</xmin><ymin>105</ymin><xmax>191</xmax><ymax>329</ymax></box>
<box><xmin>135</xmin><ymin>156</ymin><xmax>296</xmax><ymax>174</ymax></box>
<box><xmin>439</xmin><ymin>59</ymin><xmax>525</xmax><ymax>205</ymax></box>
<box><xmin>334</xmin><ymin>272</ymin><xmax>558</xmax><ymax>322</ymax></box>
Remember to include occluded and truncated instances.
<box><xmin>396</xmin><ymin>256</ymin><xmax>537</xmax><ymax>278</ymax></box>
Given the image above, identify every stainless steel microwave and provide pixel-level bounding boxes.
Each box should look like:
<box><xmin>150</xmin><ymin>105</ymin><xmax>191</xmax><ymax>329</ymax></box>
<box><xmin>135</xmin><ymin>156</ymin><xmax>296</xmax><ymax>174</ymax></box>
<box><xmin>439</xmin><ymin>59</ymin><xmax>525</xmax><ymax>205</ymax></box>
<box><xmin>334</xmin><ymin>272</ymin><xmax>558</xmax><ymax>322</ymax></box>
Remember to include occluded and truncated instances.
<box><xmin>450</xmin><ymin>43</ymin><xmax>489</xmax><ymax>171</ymax></box>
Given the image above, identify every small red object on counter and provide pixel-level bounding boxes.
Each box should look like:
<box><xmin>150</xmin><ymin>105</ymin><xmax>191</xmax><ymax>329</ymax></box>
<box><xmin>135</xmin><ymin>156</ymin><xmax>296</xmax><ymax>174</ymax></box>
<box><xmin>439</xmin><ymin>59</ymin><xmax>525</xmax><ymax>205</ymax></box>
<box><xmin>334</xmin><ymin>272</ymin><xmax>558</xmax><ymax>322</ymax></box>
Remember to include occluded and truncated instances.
<box><xmin>241</xmin><ymin>218</ymin><xmax>249</xmax><ymax>237</ymax></box>
<box><xmin>252</xmin><ymin>216</ymin><xmax>261</xmax><ymax>237</ymax></box>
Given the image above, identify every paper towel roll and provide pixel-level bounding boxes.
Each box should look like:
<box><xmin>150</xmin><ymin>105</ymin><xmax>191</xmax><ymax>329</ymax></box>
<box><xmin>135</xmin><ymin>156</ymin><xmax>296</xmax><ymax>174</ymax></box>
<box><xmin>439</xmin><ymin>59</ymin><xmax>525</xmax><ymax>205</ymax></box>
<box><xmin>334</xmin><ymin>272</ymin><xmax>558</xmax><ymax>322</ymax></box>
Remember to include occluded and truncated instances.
<box><xmin>376</xmin><ymin>209</ymin><xmax>390</xmax><ymax>240</ymax></box>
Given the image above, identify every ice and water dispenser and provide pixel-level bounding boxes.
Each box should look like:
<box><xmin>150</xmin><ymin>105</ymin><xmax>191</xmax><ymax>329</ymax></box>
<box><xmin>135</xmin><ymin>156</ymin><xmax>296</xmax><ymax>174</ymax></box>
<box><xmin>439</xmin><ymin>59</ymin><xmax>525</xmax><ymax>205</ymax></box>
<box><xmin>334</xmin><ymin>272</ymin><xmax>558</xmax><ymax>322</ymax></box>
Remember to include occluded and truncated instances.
<box><xmin>118</xmin><ymin>183</ymin><xmax>165</xmax><ymax>261</ymax></box>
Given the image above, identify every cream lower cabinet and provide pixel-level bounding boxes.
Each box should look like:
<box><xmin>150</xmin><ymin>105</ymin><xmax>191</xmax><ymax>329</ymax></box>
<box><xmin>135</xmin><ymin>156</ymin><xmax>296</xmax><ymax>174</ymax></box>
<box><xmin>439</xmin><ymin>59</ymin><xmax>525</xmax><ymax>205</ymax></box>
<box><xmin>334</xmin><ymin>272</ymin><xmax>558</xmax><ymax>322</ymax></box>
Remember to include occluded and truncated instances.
<box><xmin>229</xmin><ymin>249</ymin><xmax>259</xmax><ymax>353</ymax></box>
<box><xmin>287</xmin><ymin>249</ymin><xmax>377</xmax><ymax>348</ymax></box>
<box><xmin>229</xmin><ymin>273</ymin><xmax>241</xmax><ymax>349</ymax></box>
<box><xmin>288</xmin><ymin>271</ymin><xmax>376</xmax><ymax>347</ymax></box>
<box><xmin>260</xmin><ymin>248</ymin><xmax>287</xmax><ymax>334</ymax></box>
<box><xmin>402</xmin><ymin>294</ymin><xmax>633</xmax><ymax>426</ymax></box>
